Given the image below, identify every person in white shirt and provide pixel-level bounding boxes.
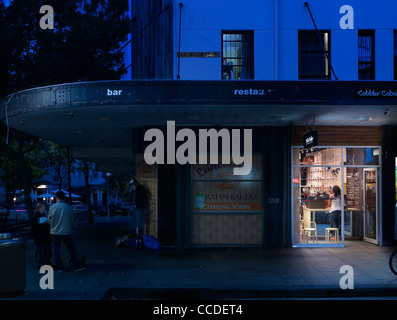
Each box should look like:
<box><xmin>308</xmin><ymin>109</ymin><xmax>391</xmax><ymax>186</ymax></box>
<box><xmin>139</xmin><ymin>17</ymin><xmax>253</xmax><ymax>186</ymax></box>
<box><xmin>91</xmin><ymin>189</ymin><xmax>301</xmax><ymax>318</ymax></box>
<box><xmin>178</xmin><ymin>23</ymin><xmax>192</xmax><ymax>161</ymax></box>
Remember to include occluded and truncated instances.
<box><xmin>48</xmin><ymin>191</ymin><xmax>85</xmax><ymax>272</ymax></box>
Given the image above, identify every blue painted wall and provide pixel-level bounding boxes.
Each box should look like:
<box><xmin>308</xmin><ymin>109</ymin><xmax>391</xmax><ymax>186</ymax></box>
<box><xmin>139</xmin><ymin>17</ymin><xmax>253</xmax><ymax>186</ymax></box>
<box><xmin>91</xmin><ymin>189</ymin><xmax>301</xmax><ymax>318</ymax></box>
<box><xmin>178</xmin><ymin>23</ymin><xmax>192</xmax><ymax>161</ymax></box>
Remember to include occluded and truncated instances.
<box><xmin>171</xmin><ymin>0</ymin><xmax>397</xmax><ymax>81</ymax></box>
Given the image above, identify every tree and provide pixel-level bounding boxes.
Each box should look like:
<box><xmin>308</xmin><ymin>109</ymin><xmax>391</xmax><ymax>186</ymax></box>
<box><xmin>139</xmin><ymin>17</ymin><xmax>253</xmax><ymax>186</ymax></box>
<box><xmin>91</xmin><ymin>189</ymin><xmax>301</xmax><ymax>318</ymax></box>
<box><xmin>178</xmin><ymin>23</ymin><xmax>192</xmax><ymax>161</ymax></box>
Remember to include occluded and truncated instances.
<box><xmin>0</xmin><ymin>0</ymin><xmax>130</xmax><ymax>219</ymax></box>
<box><xmin>0</xmin><ymin>123</ymin><xmax>48</xmax><ymax>219</ymax></box>
<box><xmin>1</xmin><ymin>0</ymin><xmax>130</xmax><ymax>97</ymax></box>
<box><xmin>42</xmin><ymin>141</ymin><xmax>73</xmax><ymax>191</ymax></box>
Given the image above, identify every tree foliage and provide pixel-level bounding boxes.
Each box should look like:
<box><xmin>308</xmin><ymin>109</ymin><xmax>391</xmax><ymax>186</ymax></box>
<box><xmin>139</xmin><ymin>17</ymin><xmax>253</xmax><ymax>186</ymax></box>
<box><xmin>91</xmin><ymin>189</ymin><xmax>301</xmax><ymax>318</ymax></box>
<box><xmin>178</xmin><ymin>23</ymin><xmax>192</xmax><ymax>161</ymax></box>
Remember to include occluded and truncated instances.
<box><xmin>0</xmin><ymin>0</ymin><xmax>130</xmax><ymax>218</ymax></box>
<box><xmin>1</xmin><ymin>0</ymin><xmax>130</xmax><ymax>97</ymax></box>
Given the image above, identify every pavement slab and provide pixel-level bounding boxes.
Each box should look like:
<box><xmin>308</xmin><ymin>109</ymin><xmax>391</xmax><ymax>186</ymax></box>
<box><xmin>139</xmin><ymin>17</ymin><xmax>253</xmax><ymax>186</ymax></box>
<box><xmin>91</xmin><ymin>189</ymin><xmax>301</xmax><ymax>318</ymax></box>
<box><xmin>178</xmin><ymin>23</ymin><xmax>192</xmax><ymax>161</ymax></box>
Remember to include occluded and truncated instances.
<box><xmin>0</xmin><ymin>216</ymin><xmax>396</xmax><ymax>300</ymax></box>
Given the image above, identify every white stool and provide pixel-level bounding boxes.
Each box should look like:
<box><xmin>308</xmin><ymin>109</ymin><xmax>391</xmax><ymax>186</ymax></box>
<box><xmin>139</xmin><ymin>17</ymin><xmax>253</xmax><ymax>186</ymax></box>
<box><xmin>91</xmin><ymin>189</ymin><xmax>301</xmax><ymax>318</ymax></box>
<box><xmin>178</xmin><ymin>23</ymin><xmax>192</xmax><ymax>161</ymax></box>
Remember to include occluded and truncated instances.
<box><xmin>325</xmin><ymin>228</ymin><xmax>339</xmax><ymax>243</ymax></box>
<box><xmin>304</xmin><ymin>228</ymin><xmax>318</xmax><ymax>243</ymax></box>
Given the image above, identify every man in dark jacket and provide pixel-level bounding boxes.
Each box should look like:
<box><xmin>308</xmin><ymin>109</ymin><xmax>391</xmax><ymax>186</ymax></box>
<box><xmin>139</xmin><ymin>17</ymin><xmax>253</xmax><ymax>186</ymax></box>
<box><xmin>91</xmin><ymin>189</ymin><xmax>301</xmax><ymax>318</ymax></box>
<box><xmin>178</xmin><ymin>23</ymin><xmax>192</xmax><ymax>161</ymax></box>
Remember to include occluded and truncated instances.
<box><xmin>128</xmin><ymin>178</ymin><xmax>148</xmax><ymax>245</ymax></box>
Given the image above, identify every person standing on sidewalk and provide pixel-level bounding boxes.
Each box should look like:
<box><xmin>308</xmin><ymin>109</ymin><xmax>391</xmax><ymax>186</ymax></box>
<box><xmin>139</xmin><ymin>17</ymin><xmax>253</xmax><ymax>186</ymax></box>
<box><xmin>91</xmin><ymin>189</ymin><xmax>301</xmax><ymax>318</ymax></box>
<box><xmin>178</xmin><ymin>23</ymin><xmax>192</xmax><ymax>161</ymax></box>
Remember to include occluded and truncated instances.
<box><xmin>48</xmin><ymin>191</ymin><xmax>85</xmax><ymax>272</ymax></box>
<box><xmin>31</xmin><ymin>201</ymin><xmax>52</xmax><ymax>269</ymax></box>
<box><xmin>128</xmin><ymin>178</ymin><xmax>148</xmax><ymax>248</ymax></box>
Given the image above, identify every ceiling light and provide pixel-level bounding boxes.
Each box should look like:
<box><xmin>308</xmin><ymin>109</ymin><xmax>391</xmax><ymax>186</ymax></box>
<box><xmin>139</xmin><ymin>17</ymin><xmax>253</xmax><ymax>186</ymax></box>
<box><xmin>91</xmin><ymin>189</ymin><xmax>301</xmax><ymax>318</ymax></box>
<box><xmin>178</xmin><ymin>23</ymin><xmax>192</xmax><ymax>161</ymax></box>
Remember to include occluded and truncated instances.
<box><xmin>269</xmin><ymin>115</ymin><xmax>286</xmax><ymax>121</ymax></box>
<box><xmin>359</xmin><ymin>116</ymin><xmax>372</xmax><ymax>122</ymax></box>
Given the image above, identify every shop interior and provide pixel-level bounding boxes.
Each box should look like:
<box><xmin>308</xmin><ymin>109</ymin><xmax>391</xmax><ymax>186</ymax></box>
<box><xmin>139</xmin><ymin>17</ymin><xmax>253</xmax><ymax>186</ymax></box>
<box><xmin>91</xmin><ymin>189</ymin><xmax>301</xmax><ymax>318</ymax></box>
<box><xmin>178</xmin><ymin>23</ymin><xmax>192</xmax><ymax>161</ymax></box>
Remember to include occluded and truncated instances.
<box><xmin>293</xmin><ymin>147</ymin><xmax>380</xmax><ymax>246</ymax></box>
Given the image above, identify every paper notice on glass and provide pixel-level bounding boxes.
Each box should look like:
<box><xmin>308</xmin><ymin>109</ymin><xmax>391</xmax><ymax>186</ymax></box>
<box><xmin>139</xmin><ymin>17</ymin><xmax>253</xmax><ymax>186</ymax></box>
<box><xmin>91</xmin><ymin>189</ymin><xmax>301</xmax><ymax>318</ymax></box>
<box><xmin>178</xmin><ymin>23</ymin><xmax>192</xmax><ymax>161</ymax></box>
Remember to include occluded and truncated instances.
<box><xmin>194</xmin><ymin>194</ymin><xmax>206</xmax><ymax>210</ymax></box>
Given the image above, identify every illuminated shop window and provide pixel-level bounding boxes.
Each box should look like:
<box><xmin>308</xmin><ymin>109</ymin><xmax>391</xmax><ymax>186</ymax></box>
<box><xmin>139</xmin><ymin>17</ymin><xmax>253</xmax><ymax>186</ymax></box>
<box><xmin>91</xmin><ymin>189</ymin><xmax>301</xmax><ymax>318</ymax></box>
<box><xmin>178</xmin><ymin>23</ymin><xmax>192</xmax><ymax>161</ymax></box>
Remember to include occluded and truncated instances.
<box><xmin>292</xmin><ymin>147</ymin><xmax>380</xmax><ymax>246</ymax></box>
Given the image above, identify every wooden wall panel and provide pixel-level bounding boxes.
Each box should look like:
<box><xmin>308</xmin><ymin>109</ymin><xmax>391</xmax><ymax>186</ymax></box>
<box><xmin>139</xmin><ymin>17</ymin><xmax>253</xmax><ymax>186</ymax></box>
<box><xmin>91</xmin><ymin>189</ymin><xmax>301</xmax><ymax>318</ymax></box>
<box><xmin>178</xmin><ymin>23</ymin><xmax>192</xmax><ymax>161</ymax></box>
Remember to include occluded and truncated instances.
<box><xmin>291</xmin><ymin>126</ymin><xmax>382</xmax><ymax>146</ymax></box>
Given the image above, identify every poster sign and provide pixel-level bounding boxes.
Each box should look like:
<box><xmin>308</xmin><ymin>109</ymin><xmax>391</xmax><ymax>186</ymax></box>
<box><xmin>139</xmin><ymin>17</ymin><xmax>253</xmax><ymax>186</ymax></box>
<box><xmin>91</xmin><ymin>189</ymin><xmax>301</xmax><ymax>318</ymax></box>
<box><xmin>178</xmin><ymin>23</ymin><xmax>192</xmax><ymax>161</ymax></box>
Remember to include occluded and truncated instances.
<box><xmin>192</xmin><ymin>154</ymin><xmax>262</xmax><ymax>213</ymax></box>
<box><xmin>192</xmin><ymin>181</ymin><xmax>262</xmax><ymax>212</ymax></box>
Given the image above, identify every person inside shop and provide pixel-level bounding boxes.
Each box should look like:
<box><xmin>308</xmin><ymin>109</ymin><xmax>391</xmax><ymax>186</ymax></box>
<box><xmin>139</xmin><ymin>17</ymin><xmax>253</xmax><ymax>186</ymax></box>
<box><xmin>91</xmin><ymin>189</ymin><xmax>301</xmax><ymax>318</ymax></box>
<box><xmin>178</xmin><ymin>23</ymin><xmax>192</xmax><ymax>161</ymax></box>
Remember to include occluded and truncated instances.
<box><xmin>48</xmin><ymin>191</ymin><xmax>85</xmax><ymax>272</ymax></box>
<box><xmin>31</xmin><ymin>201</ymin><xmax>52</xmax><ymax>269</ymax></box>
<box><xmin>329</xmin><ymin>185</ymin><xmax>346</xmax><ymax>241</ymax></box>
<box><xmin>128</xmin><ymin>178</ymin><xmax>149</xmax><ymax>248</ymax></box>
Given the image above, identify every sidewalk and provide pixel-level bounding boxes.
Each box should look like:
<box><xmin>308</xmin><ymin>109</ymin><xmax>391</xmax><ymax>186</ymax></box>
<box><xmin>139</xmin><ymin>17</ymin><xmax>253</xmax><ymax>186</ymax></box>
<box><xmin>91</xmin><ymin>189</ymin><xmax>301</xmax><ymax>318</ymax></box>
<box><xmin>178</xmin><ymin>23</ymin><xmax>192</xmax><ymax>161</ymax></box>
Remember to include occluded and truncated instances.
<box><xmin>2</xmin><ymin>216</ymin><xmax>397</xmax><ymax>300</ymax></box>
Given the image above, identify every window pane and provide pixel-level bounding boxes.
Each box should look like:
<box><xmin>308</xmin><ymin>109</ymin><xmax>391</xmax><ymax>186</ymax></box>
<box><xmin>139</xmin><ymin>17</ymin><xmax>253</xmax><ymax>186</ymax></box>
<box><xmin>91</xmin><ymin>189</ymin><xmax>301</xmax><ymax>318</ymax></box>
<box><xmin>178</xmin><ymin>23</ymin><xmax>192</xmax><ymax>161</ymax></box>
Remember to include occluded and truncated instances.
<box><xmin>296</xmin><ymin>147</ymin><xmax>342</xmax><ymax>166</ymax></box>
<box><xmin>222</xmin><ymin>31</ymin><xmax>254</xmax><ymax>80</ymax></box>
<box><xmin>344</xmin><ymin>148</ymin><xmax>379</xmax><ymax>165</ymax></box>
<box><xmin>298</xmin><ymin>31</ymin><xmax>330</xmax><ymax>79</ymax></box>
<box><xmin>394</xmin><ymin>31</ymin><xmax>397</xmax><ymax>80</ymax></box>
<box><xmin>358</xmin><ymin>30</ymin><xmax>375</xmax><ymax>80</ymax></box>
<box><xmin>293</xmin><ymin>166</ymin><xmax>343</xmax><ymax>245</ymax></box>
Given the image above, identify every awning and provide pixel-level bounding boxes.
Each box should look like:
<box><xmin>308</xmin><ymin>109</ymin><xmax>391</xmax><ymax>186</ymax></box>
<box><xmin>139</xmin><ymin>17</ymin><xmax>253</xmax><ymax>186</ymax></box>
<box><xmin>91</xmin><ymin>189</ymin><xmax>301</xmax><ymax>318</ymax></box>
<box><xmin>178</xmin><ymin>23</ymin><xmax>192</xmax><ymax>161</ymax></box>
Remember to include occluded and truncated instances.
<box><xmin>1</xmin><ymin>80</ymin><xmax>396</xmax><ymax>172</ymax></box>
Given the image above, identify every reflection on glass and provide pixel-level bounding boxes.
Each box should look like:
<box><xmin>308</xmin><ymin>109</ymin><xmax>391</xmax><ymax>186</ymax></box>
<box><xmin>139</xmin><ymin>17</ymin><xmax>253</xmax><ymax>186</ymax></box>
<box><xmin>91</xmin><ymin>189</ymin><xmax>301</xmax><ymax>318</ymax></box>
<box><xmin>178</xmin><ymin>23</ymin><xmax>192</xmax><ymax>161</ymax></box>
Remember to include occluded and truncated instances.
<box><xmin>345</xmin><ymin>148</ymin><xmax>379</xmax><ymax>166</ymax></box>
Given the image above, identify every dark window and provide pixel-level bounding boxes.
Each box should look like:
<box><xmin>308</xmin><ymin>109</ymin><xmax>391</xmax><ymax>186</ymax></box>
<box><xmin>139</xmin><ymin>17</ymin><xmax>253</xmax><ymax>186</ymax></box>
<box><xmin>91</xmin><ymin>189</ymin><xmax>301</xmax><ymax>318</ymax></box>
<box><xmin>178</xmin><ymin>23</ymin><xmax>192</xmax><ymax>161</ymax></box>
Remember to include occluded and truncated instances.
<box><xmin>298</xmin><ymin>30</ymin><xmax>331</xmax><ymax>80</ymax></box>
<box><xmin>358</xmin><ymin>30</ymin><xmax>375</xmax><ymax>80</ymax></box>
<box><xmin>222</xmin><ymin>32</ymin><xmax>254</xmax><ymax>80</ymax></box>
<box><xmin>394</xmin><ymin>31</ymin><xmax>397</xmax><ymax>80</ymax></box>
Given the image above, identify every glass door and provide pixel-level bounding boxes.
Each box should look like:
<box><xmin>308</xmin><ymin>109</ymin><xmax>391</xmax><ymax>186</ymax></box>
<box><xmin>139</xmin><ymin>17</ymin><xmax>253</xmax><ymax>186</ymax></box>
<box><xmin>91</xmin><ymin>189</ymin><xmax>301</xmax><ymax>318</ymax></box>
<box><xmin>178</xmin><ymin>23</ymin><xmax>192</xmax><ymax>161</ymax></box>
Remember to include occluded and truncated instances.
<box><xmin>395</xmin><ymin>157</ymin><xmax>397</xmax><ymax>240</ymax></box>
<box><xmin>363</xmin><ymin>168</ymin><xmax>378</xmax><ymax>243</ymax></box>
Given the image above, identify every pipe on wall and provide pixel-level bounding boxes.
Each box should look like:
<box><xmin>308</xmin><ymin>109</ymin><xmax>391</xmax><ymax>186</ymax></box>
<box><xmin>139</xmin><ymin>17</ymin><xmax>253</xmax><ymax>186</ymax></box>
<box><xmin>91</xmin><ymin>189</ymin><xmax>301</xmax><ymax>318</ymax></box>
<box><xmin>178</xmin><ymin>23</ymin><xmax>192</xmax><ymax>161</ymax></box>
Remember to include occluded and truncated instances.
<box><xmin>274</xmin><ymin>0</ymin><xmax>279</xmax><ymax>80</ymax></box>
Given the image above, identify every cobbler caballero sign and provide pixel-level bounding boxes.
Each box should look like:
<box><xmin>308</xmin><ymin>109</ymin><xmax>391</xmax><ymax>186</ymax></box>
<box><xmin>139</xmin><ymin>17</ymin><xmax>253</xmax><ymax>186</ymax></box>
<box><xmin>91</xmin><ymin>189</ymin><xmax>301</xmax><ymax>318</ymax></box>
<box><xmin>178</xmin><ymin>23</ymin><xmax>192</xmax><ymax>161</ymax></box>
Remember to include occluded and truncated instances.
<box><xmin>355</xmin><ymin>89</ymin><xmax>397</xmax><ymax>98</ymax></box>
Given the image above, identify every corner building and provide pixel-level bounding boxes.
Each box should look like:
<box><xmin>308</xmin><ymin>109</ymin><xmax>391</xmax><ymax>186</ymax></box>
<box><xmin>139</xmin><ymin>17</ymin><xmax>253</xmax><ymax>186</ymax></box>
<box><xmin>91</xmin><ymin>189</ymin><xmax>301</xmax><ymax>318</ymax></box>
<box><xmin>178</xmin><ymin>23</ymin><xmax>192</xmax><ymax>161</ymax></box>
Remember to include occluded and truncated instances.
<box><xmin>2</xmin><ymin>0</ymin><xmax>397</xmax><ymax>248</ymax></box>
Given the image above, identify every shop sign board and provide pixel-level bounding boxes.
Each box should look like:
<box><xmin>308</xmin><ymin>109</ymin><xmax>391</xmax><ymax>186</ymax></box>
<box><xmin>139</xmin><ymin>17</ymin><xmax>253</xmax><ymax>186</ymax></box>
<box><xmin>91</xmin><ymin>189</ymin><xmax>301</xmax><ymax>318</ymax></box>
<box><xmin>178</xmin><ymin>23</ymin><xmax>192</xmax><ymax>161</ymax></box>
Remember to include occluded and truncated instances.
<box><xmin>303</xmin><ymin>131</ymin><xmax>318</xmax><ymax>149</ymax></box>
<box><xmin>355</xmin><ymin>89</ymin><xmax>397</xmax><ymax>98</ymax></box>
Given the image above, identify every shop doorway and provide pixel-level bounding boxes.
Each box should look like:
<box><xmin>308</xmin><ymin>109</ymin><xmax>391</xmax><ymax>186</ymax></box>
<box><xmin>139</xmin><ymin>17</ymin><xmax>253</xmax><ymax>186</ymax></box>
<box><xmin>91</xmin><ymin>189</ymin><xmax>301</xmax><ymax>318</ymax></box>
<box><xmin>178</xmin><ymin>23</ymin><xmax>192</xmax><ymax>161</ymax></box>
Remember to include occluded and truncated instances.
<box><xmin>345</xmin><ymin>167</ymin><xmax>379</xmax><ymax>244</ymax></box>
<box><xmin>363</xmin><ymin>168</ymin><xmax>378</xmax><ymax>244</ymax></box>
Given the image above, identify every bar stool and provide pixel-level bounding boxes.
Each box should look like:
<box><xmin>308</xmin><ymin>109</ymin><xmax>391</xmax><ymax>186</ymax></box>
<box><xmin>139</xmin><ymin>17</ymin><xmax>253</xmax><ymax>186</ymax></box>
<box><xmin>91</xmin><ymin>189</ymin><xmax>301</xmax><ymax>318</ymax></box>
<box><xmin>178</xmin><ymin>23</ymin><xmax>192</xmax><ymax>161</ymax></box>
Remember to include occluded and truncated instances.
<box><xmin>325</xmin><ymin>228</ymin><xmax>339</xmax><ymax>243</ymax></box>
<box><xmin>304</xmin><ymin>228</ymin><xmax>318</xmax><ymax>243</ymax></box>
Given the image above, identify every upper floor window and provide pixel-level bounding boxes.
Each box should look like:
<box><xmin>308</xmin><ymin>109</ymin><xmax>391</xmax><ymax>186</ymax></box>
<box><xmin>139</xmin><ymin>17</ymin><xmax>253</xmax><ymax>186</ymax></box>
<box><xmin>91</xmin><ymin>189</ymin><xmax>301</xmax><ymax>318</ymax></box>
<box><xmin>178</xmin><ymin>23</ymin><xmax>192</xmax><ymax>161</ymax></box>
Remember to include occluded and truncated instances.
<box><xmin>298</xmin><ymin>30</ymin><xmax>331</xmax><ymax>80</ymax></box>
<box><xmin>222</xmin><ymin>31</ymin><xmax>254</xmax><ymax>80</ymax></box>
<box><xmin>394</xmin><ymin>31</ymin><xmax>397</xmax><ymax>80</ymax></box>
<box><xmin>358</xmin><ymin>30</ymin><xmax>375</xmax><ymax>80</ymax></box>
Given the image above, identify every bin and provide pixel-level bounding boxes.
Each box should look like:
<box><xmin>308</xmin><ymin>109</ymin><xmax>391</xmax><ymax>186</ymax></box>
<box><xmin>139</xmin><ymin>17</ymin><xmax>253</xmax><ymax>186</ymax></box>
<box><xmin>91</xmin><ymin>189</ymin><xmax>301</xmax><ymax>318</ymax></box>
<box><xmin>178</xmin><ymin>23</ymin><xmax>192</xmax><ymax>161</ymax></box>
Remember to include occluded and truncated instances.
<box><xmin>0</xmin><ymin>233</ymin><xmax>26</xmax><ymax>294</ymax></box>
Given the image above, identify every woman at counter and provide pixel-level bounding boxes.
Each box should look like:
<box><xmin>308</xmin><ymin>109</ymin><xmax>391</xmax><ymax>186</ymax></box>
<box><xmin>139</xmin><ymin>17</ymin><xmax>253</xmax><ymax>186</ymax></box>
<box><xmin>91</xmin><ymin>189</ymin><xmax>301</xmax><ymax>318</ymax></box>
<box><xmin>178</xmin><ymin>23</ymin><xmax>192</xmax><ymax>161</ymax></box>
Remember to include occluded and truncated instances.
<box><xmin>329</xmin><ymin>185</ymin><xmax>342</xmax><ymax>241</ymax></box>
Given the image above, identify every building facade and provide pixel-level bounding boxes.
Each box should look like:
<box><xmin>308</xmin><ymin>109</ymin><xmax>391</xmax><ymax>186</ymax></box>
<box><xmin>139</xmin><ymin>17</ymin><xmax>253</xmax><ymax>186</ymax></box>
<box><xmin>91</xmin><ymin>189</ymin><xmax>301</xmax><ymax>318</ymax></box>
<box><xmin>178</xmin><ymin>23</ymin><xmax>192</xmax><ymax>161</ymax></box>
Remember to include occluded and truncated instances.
<box><xmin>132</xmin><ymin>0</ymin><xmax>396</xmax><ymax>82</ymax></box>
<box><xmin>128</xmin><ymin>0</ymin><xmax>397</xmax><ymax>248</ymax></box>
<box><xmin>1</xmin><ymin>0</ymin><xmax>397</xmax><ymax>249</ymax></box>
